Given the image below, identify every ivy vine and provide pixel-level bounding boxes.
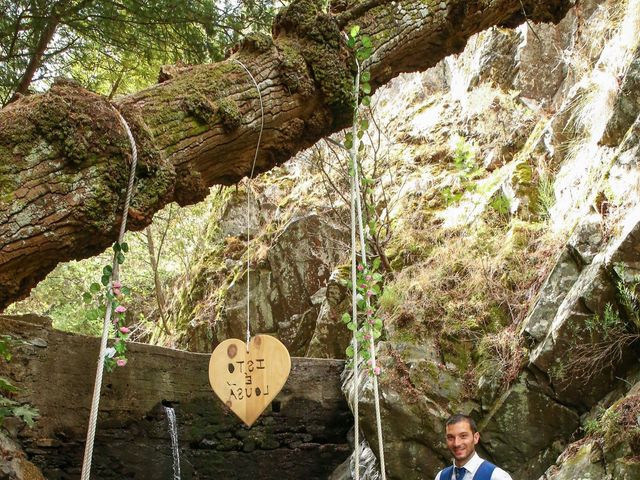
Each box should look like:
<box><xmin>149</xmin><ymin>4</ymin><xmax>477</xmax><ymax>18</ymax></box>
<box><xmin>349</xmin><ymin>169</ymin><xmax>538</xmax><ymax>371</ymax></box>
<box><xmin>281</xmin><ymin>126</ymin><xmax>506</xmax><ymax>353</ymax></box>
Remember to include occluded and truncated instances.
<box><xmin>83</xmin><ymin>241</ymin><xmax>131</xmax><ymax>371</ymax></box>
<box><xmin>342</xmin><ymin>26</ymin><xmax>384</xmax><ymax>376</ymax></box>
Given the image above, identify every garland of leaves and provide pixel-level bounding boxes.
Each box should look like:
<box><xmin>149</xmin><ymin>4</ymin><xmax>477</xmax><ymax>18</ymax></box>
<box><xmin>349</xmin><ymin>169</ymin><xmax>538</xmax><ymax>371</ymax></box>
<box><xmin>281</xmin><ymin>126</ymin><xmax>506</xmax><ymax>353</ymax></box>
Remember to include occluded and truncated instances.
<box><xmin>83</xmin><ymin>241</ymin><xmax>132</xmax><ymax>371</ymax></box>
<box><xmin>343</xmin><ymin>25</ymin><xmax>388</xmax><ymax>480</ymax></box>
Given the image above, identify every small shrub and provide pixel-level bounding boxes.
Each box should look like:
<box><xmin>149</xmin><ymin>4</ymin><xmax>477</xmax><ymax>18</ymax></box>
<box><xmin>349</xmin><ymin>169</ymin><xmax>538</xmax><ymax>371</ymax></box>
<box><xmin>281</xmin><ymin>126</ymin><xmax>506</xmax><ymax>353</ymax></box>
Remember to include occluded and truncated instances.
<box><xmin>379</xmin><ymin>285</ymin><xmax>402</xmax><ymax>312</ymax></box>
<box><xmin>0</xmin><ymin>336</ymin><xmax>39</xmax><ymax>427</ymax></box>
<box><xmin>565</xmin><ymin>266</ymin><xmax>640</xmax><ymax>383</ymax></box>
<box><xmin>489</xmin><ymin>192</ymin><xmax>511</xmax><ymax>219</ymax></box>
<box><xmin>476</xmin><ymin>326</ymin><xmax>525</xmax><ymax>390</ymax></box>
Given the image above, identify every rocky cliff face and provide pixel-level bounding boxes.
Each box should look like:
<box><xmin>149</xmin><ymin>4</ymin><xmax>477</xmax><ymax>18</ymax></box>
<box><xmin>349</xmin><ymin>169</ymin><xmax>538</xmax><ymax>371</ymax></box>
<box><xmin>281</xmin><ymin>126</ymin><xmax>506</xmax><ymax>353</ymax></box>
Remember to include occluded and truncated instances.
<box><xmin>347</xmin><ymin>0</ymin><xmax>640</xmax><ymax>478</ymax></box>
<box><xmin>165</xmin><ymin>186</ymin><xmax>350</xmax><ymax>357</ymax></box>
<box><xmin>171</xmin><ymin>0</ymin><xmax>640</xmax><ymax>478</ymax></box>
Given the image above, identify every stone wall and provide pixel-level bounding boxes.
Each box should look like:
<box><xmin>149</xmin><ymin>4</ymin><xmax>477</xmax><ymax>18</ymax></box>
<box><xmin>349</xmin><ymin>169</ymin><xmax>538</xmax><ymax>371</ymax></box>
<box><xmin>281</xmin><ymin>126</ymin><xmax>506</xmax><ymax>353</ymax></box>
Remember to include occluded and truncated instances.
<box><xmin>0</xmin><ymin>314</ymin><xmax>352</xmax><ymax>479</ymax></box>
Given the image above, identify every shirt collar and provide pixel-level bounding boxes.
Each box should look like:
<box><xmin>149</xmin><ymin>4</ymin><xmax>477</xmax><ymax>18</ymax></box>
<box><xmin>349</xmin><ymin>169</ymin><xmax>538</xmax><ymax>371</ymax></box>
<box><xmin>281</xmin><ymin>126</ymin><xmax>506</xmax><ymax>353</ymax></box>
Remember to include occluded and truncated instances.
<box><xmin>453</xmin><ymin>451</ymin><xmax>483</xmax><ymax>474</ymax></box>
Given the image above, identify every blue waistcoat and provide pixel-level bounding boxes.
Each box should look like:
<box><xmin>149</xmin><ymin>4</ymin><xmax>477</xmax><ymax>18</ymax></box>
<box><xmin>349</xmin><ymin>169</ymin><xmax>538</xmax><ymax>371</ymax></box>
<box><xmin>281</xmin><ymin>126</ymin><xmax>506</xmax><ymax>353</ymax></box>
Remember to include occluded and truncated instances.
<box><xmin>440</xmin><ymin>460</ymin><xmax>496</xmax><ymax>480</ymax></box>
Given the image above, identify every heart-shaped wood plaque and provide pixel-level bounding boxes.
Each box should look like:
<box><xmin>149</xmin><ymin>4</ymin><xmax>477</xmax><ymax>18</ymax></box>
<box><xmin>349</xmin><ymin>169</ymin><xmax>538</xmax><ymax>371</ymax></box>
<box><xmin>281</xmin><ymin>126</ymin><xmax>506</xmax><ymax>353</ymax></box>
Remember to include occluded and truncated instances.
<box><xmin>209</xmin><ymin>335</ymin><xmax>291</xmax><ymax>427</ymax></box>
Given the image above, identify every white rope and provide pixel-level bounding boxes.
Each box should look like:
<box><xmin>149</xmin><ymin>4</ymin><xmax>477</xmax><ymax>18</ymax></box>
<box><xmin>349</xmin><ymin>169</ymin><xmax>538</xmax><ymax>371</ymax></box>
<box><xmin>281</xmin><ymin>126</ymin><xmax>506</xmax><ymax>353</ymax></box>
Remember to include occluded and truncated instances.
<box><xmin>81</xmin><ymin>106</ymin><xmax>138</xmax><ymax>480</ymax></box>
<box><xmin>350</xmin><ymin>59</ymin><xmax>387</xmax><ymax>479</ymax></box>
<box><xmin>349</xmin><ymin>60</ymin><xmax>361</xmax><ymax>480</ymax></box>
<box><xmin>233</xmin><ymin>58</ymin><xmax>265</xmax><ymax>351</ymax></box>
<box><xmin>353</xmin><ymin>137</ymin><xmax>387</xmax><ymax>480</ymax></box>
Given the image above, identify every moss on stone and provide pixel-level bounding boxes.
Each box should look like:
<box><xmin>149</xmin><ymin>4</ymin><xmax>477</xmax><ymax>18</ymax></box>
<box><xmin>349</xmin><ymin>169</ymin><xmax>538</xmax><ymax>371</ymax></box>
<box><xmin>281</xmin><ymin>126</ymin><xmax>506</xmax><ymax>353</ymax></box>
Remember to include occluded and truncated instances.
<box><xmin>439</xmin><ymin>335</ymin><xmax>474</xmax><ymax>372</ymax></box>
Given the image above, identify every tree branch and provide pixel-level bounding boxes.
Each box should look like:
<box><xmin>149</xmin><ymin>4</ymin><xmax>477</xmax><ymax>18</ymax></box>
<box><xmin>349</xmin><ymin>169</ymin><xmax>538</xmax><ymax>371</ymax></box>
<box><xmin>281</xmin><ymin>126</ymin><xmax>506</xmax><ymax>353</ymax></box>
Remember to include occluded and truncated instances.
<box><xmin>0</xmin><ymin>0</ymin><xmax>574</xmax><ymax>310</ymax></box>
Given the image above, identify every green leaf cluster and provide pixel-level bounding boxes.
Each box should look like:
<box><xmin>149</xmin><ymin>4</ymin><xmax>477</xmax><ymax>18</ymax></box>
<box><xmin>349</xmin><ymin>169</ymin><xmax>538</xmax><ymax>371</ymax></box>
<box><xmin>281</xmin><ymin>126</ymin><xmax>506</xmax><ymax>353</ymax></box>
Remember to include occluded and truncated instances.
<box><xmin>490</xmin><ymin>193</ymin><xmax>511</xmax><ymax>217</ymax></box>
<box><xmin>342</xmin><ymin>258</ymin><xmax>385</xmax><ymax>374</ymax></box>
<box><xmin>0</xmin><ymin>336</ymin><xmax>39</xmax><ymax>427</ymax></box>
<box><xmin>439</xmin><ymin>136</ymin><xmax>485</xmax><ymax>206</ymax></box>
<box><xmin>1</xmin><ymin>0</ymin><xmax>277</xmax><ymax>103</ymax></box>
<box><xmin>346</xmin><ymin>24</ymin><xmax>373</xmax><ymax>109</ymax></box>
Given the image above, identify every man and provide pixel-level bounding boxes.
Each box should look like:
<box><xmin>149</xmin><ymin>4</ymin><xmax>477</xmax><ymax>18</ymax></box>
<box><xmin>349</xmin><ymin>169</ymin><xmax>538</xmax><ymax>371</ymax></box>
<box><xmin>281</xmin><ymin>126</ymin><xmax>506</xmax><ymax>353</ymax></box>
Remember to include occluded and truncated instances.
<box><xmin>434</xmin><ymin>414</ymin><xmax>513</xmax><ymax>480</ymax></box>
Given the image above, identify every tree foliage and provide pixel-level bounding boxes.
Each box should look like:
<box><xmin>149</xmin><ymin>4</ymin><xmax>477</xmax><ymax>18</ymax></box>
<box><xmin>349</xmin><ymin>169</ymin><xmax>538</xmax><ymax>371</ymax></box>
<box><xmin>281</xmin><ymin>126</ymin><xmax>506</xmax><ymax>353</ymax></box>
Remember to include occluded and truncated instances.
<box><xmin>0</xmin><ymin>0</ymin><xmax>276</xmax><ymax>104</ymax></box>
<box><xmin>6</xmin><ymin>196</ymin><xmax>216</xmax><ymax>339</ymax></box>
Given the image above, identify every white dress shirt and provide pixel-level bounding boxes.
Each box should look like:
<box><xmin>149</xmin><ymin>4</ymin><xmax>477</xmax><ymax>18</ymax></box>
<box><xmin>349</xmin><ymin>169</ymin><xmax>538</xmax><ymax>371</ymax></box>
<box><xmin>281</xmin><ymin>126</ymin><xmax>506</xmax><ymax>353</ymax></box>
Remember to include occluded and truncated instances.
<box><xmin>434</xmin><ymin>452</ymin><xmax>513</xmax><ymax>480</ymax></box>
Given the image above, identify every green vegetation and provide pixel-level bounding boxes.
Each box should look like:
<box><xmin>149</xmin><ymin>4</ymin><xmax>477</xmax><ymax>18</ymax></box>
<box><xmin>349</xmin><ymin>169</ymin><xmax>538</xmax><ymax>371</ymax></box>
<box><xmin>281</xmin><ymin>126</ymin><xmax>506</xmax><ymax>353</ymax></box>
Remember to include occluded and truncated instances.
<box><xmin>559</xmin><ymin>267</ymin><xmax>640</xmax><ymax>383</ymax></box>
<box><xmin>7</xmin><ymin>197</ymin><xmax>216</xmax><ymax>343</ymax></box>
<box><xmin>383</xmin><ymin>211</ymin><xmax>559</xmax><ymax>392</ymax></box>
<box><xmin>0</xmin><ymin>336</ymin><xmax>39</xmax><ymax>427</ymax></box>
<box><xmin>582</xmin><ymin>396</ymin><xmax>640</xmax><ymax>455</ymax></box>
<box><xmin>534</xmin><ymin>169</ymin><xmax>556</xmax><ymax>219</ymax></box>
<box><xmin>1</xmin><ymin>0</ymin><xmax>276</xmax><ymax>104</ymax></box>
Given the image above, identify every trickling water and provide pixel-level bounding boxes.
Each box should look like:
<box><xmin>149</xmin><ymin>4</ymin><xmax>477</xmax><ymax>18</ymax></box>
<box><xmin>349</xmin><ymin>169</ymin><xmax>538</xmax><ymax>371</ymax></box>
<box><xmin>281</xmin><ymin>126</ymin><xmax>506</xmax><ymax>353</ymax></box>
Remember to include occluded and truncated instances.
<box><xmin>163</xmin><ymin>406</ymin><xmax>181</xmax><ymax>480</ymax></box>
<box><xmin>351</xmin><ymin>440</ymin><xmax>382</xmax><ymax>480</ymax></box>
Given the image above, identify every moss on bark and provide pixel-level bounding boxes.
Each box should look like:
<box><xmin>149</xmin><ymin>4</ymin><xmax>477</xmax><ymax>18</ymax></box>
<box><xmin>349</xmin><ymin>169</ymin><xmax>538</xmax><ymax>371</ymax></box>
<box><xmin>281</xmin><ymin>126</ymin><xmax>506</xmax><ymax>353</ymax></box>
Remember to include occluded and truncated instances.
<box><xmin>275</xmin><ymin>0</ymin><xmax>356</xmax><ymax>124</ymax></box>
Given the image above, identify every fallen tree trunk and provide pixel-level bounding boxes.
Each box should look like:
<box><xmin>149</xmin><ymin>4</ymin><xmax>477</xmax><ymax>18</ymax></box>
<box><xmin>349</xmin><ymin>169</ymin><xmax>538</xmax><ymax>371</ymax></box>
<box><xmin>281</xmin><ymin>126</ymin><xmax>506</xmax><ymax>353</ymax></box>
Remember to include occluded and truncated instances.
<box><xmin>0</xmin><ymin>0</ymin><xmax>573</xmax><ymax>310</ymax></box>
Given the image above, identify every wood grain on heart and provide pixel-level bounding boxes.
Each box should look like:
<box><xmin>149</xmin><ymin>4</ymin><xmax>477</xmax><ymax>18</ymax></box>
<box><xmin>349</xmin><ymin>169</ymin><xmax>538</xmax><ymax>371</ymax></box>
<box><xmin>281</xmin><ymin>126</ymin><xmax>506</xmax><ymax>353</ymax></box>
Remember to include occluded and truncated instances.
<box><xmin>208</xmin><ymin>335</ymin><xmax>291</xmax><ymax>427</ymax></box>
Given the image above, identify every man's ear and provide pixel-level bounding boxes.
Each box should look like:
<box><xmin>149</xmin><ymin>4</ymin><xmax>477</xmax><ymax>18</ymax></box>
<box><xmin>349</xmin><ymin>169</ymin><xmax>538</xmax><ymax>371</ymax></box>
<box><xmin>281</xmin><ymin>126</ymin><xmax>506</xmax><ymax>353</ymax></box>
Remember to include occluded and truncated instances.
<box><xmin>473</xmin><ymin>432</ymin><xmax>480</xmax><ymax>445</ymax></box>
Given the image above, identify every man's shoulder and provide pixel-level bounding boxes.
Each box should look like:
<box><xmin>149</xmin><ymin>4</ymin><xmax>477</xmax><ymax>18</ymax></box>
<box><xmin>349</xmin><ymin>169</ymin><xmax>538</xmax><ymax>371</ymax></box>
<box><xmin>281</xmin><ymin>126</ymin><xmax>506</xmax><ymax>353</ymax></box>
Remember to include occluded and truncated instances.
<box><xmin>434</xmin><ymin>467</ymin><xmax>445</xmax><ymax>480</ymax></box>
<box><xmin>490</xmin><ymin>465</ymin><xmax>513</xmax><ymax>480</ymax></box>
<box><xmin>434</xmin><ymin>465</ymin><xmax>453</xmax><ymax>480</ymax></box>
<box><xmin>475</xmin><ymin>459</ymin><xmax>512</xmax><ymax>480</ymax></box>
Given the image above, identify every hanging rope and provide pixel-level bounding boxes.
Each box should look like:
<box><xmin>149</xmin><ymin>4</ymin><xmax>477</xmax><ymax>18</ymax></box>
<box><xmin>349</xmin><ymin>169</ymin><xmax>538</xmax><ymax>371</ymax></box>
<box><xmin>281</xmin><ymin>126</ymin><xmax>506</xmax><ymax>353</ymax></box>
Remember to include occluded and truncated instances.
<box><xmin>233</xmin><ymin>58</ymin><xmax>265</xmax><ymax>352</ymax></box>
<box><xmin>353</xmin><ymin>135</ymin><xmax>387</xmax><ymax>480</ymax></box>
<box><xmin>81</xmin><ymin>106</ymin><xmax>138</xmax><ymax>480</ymax></box>
<box><xmin>349</xmin><ymin>59</ymin><xmax>362</xmax><ymax>480</ymax></box>
<box><xmin>349</xmin><ymin>59</ymin><xmax>387</xmax><ymax>480</ymax></box>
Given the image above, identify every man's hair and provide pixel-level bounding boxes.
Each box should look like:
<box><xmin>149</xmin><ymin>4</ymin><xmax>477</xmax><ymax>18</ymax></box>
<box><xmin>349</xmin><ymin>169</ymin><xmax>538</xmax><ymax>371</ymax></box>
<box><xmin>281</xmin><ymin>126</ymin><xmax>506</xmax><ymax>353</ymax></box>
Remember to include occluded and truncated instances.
<box><xmin>446</xmin><ymin>413</ymin><xmax>478</xmax><ymax>434</ymax></box>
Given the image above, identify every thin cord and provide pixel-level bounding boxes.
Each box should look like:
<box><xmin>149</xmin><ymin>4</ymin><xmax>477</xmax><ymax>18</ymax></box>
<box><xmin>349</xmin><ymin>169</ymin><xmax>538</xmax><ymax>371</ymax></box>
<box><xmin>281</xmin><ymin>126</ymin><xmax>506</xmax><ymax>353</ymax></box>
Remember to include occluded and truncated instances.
<box><xmin>81</xmin><ymin>106</ymin><xmax>138</xmax><ymax>480</ymax></box>
<box><xmin>234</xmin><ymin>58</ymin><xmax>265</xmax><ymax>351</ymax></box>
<box><xmin>353</xmin><ymin>136</ymin><xmax>387</xmax><ymax>480</ymax></box>
<box><xmin>350</xmin><ymin>57</ymin><xmax>387</xmax><ymax>479</ymax></box>
<box><xmin>350</xmin><ymin>59</ymin><xmax>361</xmax><ymax>480</ymax></box>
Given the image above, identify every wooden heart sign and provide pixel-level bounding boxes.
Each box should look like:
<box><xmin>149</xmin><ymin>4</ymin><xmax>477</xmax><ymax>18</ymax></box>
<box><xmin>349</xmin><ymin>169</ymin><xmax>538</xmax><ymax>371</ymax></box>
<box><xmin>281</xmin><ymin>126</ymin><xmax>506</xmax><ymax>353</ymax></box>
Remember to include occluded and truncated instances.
<box><xmin>208</xmin><ymin>335</ymin><xmax>291</xmax><ymax>427</ymax></box>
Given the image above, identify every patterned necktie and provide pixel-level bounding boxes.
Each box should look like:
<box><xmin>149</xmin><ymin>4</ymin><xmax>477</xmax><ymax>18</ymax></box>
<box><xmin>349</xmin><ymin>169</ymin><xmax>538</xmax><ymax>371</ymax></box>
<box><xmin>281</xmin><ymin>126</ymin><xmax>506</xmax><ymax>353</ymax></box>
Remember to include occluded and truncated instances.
<box><xmin>454</xmin><ymin>467</ymin><xmax>467</xmax><ymax>480</ymax></box>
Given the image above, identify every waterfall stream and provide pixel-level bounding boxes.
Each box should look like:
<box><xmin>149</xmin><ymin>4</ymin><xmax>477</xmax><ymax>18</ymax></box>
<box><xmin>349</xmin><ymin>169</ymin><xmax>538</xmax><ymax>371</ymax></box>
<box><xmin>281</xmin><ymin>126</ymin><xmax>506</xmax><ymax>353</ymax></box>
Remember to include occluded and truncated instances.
<box><xmin>163</xmin><ymin>405</ymin><xmax>181</xmax><ymax>480</ymax></box>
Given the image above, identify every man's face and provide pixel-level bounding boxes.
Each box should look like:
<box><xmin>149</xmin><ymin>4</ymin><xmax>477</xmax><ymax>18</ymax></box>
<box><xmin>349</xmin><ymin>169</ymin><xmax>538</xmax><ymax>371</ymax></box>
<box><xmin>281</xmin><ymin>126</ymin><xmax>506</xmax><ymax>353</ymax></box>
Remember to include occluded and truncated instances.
<box><xmin>445</xmin><ymin>420</ymin><xmax>480</xmax><ymax>466</ymax></box>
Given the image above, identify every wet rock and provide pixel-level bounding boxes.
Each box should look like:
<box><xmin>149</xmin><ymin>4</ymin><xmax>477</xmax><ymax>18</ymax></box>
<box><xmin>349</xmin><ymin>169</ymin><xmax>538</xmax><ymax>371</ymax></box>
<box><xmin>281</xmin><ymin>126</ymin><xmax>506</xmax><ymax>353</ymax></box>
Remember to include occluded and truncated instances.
<box><xmin>479</xmin><ymin>371</ymin><xmax>579</xmax><ymax>480</ymax></box>
<box><xmin>602</xmin><ymin>46</ymin><xmax>640</xmax><ymax>146</ymax></box>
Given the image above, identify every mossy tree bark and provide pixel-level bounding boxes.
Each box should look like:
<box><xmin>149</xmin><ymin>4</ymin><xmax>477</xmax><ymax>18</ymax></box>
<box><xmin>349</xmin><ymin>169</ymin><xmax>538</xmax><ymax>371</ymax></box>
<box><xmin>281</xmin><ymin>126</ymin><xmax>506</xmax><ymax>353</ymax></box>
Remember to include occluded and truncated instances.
<box><xmin>0</xmin><ymin>0</ymin><xmax>573</xmax><ymax>310</ymax></box>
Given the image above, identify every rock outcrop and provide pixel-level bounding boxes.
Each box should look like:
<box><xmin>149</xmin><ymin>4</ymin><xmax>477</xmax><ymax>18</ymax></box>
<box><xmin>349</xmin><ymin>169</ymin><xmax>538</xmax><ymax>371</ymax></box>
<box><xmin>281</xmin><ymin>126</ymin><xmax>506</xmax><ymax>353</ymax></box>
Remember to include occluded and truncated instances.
<box><xmin>338</xmin><ymin>1</ymin><xmax>640</xmax><ymax>479</ymax></box>
<box><xmin>171</xmin><ymin>187</ymin><xmax>349</xmax><ymax>357</ymax></box>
